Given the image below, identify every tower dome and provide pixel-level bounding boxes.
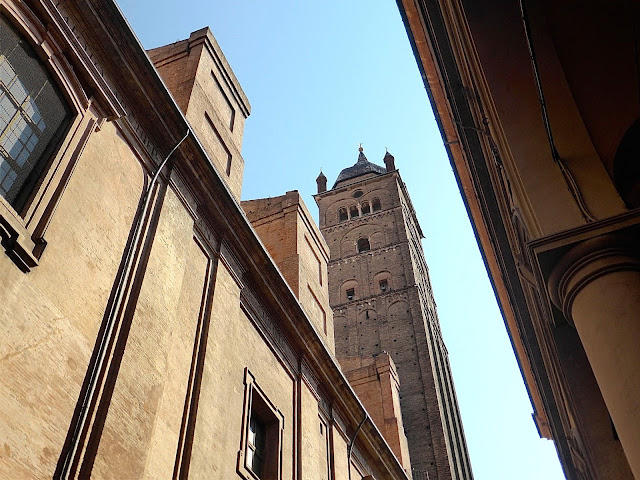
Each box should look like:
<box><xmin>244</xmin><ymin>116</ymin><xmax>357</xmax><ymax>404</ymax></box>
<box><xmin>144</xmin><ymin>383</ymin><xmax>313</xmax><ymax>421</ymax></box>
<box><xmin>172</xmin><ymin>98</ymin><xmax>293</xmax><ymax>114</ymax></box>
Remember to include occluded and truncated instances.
<box><xmin>333</xmin><ymin>146</ymin><xmax>386</xmax><ymax>188</ymax></box>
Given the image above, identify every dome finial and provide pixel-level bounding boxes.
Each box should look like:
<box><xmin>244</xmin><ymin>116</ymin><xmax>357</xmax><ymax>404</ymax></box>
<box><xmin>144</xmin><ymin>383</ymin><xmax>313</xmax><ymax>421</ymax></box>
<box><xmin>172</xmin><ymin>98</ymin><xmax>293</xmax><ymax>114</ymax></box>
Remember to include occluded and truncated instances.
<box><xmin>357</xmin><ymin>143</ymin><xmax>367</xmax><ymax>163</ymax></box>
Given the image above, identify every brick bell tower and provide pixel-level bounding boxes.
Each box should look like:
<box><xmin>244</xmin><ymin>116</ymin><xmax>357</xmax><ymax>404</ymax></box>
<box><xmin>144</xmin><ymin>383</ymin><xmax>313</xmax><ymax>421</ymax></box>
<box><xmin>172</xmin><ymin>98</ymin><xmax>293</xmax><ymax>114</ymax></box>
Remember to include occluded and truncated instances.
<box><xmin>315</xmin><ymin>147</ymin><xmax>474</xmax><ymax>480</ymax></box>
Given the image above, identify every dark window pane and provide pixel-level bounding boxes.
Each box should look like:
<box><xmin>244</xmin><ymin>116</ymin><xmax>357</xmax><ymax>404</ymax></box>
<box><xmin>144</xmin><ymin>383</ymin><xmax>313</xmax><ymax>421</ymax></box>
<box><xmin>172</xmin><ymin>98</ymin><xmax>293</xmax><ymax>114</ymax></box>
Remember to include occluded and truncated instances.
<box><xmin>357</xmin><ymin>238</ymin><xmax>370</xmax><ymax>252</ymax></box>
<box><xmin>249</xmin><ymin>415</ymin><xmax>265</xmax><ymax>476</ymax></box>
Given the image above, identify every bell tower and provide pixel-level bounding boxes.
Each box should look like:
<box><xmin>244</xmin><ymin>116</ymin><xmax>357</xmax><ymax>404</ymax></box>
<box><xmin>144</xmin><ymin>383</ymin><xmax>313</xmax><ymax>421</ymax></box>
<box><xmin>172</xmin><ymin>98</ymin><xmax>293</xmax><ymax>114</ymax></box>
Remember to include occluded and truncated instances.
<box><xmin>315</xmin><ymin>148</ymin><xmax>474</xmax><ymax>480</ymax></box>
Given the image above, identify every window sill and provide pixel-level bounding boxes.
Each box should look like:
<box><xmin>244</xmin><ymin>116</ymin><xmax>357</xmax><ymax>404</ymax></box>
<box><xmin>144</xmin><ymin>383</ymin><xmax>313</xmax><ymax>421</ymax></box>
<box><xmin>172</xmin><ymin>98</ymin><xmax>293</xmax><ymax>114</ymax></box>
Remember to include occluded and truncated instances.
<box><xmin>0</xmin><ymin>199</ymin><xmax>41</xmax><ymax>272</ymax></box>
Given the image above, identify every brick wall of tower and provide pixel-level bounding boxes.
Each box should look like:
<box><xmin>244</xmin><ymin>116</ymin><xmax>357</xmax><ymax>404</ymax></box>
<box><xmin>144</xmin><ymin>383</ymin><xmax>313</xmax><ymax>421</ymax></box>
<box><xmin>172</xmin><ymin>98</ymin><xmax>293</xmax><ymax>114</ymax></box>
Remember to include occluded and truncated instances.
<box><xmin>149</xmin><ymin>28</ymin><xmax>250</xmax><ymax>201</ymax></box>
<box><xmin>316</xmin><ymin>170</ymin><xmax>473</xmax><ymax>480</ymax></box>
<box><xmin>242</xmin><ymin>191</ymin><xmax>335</xmax><ymax>352</ymax></box>
<box><xmin>339</xmin><ymin>353</ymin><xmax>412</xmax><ymax>471</ymax></box>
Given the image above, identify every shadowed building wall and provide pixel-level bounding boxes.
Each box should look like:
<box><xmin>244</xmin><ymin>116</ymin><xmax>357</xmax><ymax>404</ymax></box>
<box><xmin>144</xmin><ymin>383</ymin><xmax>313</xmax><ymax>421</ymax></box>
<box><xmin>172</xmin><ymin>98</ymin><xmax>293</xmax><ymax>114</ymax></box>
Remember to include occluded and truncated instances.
<box><xmin>396</xmin><ymin>0</ymin><xmax>640</xmax><ymax>478</ymax></box>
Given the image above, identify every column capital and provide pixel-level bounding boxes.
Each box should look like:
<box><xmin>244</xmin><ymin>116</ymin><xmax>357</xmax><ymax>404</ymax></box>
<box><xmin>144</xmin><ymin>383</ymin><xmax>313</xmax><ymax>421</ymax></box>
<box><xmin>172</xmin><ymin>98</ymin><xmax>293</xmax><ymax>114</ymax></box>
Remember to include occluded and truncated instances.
<box><xmin>548</xmin><ymin>234</ymin><xmax>640</xmax><ymax>321</ymax></box>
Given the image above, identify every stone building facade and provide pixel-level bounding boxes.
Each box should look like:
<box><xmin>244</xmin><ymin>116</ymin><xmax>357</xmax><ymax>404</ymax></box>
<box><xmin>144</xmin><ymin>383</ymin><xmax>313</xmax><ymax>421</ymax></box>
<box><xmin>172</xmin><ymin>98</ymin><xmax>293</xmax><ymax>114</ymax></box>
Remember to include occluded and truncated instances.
<box><xmin>0</xmin><ymin>1</ymin><xmax>410</xmax><ymax>479</ymax></box>
<box><xmin>315</xmin><ymin>149</ymin><xmax>473</xmax><ymax>480</ymax></box>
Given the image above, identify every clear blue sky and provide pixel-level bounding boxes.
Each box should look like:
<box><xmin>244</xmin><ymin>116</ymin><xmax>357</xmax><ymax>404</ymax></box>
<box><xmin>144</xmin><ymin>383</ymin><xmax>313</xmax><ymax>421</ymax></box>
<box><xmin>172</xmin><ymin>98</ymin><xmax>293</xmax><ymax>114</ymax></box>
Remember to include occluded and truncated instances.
<box><xmin>116</xmin><ymin>1</ymin><xmax>566</xmax><ymax>478</ymax></box>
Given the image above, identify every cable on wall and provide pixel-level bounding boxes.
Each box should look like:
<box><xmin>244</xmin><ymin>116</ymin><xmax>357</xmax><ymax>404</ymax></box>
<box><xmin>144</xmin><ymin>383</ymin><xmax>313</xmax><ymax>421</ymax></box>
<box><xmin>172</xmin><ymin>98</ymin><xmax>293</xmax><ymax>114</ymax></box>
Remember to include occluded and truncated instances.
<box><xmin>519</xmin><ymin>0</ymin><xmax>596</xmax><ymax>223</ymax></box>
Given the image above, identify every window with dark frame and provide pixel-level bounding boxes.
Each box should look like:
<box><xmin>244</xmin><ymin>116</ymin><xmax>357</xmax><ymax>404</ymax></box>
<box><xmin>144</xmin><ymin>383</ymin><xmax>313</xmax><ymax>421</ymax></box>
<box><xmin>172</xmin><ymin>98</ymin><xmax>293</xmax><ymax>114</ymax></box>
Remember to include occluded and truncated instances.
<box><xmin>0</xmin><ymin>14</ymin><xmax>72</xmax><ymax>211</ymax></box>
<box><xmin>239</xmin><ymin>368</ymin><xmax>283</xmax><ymax>480</ymax></box>
<box><xmin>247</xmin><ymin>390</ymin><xmax>280</xmax><ymax>479</ymax></box>
<box><xmin>379</xmin><ymin>279</ymin><xmax>388</xmax><ymax>292</ymax></box>
<box><xmin>372</xmin><ymin>198</ymin><xmax>381</xmax><ymax>212</ymax></box>
<box><xmin>346</xmin><ymin>288</ymin><xmax>355</xmax><ymax>301</ymax></box>
<box><xmin>349</xmin><ymin>205</ymin><xmax>359</xmax><ymax>218</ymax></box>
<box><xmin>338</xmin><ymin>207</ymin><xmax>348</xmax><ymax>222</ymax></box>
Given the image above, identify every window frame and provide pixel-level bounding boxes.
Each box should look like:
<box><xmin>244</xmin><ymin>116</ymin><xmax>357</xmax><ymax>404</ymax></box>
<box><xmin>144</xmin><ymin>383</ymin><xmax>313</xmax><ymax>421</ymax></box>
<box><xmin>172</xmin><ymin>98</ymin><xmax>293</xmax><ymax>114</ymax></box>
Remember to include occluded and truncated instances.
<box><xmin>0</xmin><ymin>5</ymin><xmax>117</xmax><ymax>272</ymax></box>
<box><xmin>238</xmin><ymin>368</ymin><xmax>284</xmax><ymax>480</ymax></box>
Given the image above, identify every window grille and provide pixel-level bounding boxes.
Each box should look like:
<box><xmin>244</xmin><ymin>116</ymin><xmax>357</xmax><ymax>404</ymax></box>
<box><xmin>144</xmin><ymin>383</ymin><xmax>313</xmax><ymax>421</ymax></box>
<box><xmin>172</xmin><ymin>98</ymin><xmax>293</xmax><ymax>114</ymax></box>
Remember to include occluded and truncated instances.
<box><xmin>0</xmin><ymin>15</ymin><xmax>71</xmax><ymax>209</ymax></box>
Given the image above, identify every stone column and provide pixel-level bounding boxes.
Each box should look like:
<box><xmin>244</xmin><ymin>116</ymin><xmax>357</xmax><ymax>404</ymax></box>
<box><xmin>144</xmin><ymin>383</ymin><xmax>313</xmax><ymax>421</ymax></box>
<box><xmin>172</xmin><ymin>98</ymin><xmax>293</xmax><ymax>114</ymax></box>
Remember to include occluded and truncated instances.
<box><xmin>549</xmin><ymin>234</ymin><xmax>640</xmax><ymax>478</ymax></box>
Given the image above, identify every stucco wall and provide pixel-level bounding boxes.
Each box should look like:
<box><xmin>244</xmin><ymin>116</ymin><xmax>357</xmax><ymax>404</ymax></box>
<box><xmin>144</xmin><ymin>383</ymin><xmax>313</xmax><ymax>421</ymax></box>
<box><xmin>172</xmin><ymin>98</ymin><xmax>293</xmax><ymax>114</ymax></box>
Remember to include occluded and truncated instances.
<box><xmin>0</xmin><ymin>121</ymin><xmax>144</xmax><ymax>478</ymax></box>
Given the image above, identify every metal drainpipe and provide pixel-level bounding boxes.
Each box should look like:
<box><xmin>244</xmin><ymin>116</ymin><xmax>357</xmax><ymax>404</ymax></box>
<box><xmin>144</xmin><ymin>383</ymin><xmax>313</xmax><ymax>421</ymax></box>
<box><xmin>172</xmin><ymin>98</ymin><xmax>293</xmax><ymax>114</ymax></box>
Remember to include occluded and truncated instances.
<box><xmin>347</xmin><ymin>413</ymin><xmax>368</xmax><ymax>480</ymax></box>
<box><xmin>58</xmin><ymin>129</ymin><xmax>190</xmax><ymax>478</ymax></box>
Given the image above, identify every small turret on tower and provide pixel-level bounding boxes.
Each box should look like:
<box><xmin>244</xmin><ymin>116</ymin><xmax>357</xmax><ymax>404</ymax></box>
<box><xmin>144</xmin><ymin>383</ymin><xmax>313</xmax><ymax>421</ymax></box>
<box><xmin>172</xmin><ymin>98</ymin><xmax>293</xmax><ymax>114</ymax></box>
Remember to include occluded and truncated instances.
<box><xmin>384</xmin><ymin>149</ymin><xmax>396</xmax><ymax>172</ymax></box>
<box><xmin>316</xmin><ymin>170</ymin><xmax>327</xmax><ymax>194</ymax></box>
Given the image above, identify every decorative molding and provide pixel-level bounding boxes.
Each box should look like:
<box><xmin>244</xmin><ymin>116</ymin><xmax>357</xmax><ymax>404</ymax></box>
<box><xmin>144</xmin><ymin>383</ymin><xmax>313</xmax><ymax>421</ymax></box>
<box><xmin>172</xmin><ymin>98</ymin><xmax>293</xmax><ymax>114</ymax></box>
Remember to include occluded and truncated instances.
<box><xmin>42</xmin><ymin>0</ymin><xmax>125</xmax><ymax>118</ymax></box>
<box><xmin>220</xmin><ymin>240</ymin><xmax>245</xmax><ymax>289</ymax></box>
<box><xmin>300</xmin><ymin>358</ymin><xmax>320</xmax><ymax>400</ymax></box>
<box><xmin>173</xmin><ymin>237</ymin><xmax>216</xmax><ymax>479</ymax></box>
<box><xmin>240</xmin><ymin>286</ymin><xmax>297</xmax><ymax>373</ymax></box>
<box><xmin>0</xmin><ymin>199</ymin><xmax>39</xmax><ymax>271</ymax></box>
<box><xmin>51</xmin><ymin>1</ymin><xmax>163</xmax><ymax>164</ymax></box>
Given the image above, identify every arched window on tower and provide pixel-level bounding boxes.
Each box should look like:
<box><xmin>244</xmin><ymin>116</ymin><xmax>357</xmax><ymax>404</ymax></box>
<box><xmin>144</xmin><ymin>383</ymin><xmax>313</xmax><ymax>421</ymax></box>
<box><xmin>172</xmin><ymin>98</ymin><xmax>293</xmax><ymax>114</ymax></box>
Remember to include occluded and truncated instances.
<box><xmin>357</xmin><ymin>237</ymin><xmax>370</xmax><ymax>253</ymax></box>
<box><xmin>349</xmin><ymin>205</ymin><xmax>359</xmax><ymax>218</ymax></box>
<box><xmin>372</xmin><ymin>198</ymin><xmax>381</xmax><ymax>212</ymax></box>
<box><xmin>361</xmin><ymin>201</ymin><xmax>370</xmax><ymax>215</ymax></box>
<box><xmin>338</xmin><ymin>207</ymin><xmax>348</xmax><ymax>222</ymax></box>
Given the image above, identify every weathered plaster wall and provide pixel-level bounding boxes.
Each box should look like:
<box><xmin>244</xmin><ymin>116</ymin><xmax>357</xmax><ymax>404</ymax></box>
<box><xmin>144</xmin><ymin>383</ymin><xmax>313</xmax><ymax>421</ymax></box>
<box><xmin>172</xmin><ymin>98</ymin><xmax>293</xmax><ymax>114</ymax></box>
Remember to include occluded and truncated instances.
<box><xmin>0</xmin><ymin>121</ymin><xmax>144</xmax><ymax>478</ymax></box>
